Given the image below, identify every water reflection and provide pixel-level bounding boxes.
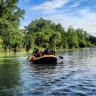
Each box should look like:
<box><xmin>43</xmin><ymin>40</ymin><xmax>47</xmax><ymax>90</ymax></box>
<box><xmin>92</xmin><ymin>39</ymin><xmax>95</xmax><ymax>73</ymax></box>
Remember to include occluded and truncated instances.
<box><xmin>0</xmin><ymin>57</ymin><xmax>21</xmax><ymax>96</ymax></box>
<box><xmin>30</xmin><ymin>63</ymin><xmax>57</xmax><ymax>76</ymax></box>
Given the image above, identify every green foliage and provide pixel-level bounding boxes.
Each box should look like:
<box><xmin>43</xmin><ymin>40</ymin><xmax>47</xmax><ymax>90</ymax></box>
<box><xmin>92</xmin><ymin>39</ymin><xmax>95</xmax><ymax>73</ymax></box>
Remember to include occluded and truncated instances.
<box><xmin>89</xmin><ymin>35</ymin><xmax>96</xmax><ymax>45</ymax></box>
<box><xmin>24</xmin><ymin>33</ymin><xmax>36</xmax><ymax>51</ymax></box>
<box><xmin>0</xmin><ymin>19</ymin><xmax>14</xmax><ymax>50</ymax></box>
<box><xmin>49</xmin><ymin>32</ymin><xmax>62</xmax><ymax>48</ymax></box>
<box><xmin>67</xmin><ymin>26</ymin><xmax>79</xmax><ymax>48</ymax></box>
<box><xmin>23</xmin><ymin>18</ymin><xmax>96</xmax><ymax>51</ymax></box>
<box><xmin>0</xmin><ymin>3</ymin><xmax>96</xmax><ymax>53</ymax></box>
<box><xmin>35</xmin><ymin>32</ymin><xmax>49</xmax><ymax>46</ymax></box>
<box><xmin>0</xmin><ymin>37</ymin><xmax>3</xmax><ymax>51</ymax></box>
<box><xmin>0</xmin><ymin>0</ymin><xmax>25</xmax><ymax>52</ymax></box>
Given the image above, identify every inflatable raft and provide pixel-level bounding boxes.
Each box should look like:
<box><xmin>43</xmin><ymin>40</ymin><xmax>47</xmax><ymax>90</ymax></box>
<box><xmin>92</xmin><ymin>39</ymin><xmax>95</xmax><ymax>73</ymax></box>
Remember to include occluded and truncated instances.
<box><xmin>29</xmin><ymin>55</ymin><xmax>57</xmax><ymax>64</ymax></box>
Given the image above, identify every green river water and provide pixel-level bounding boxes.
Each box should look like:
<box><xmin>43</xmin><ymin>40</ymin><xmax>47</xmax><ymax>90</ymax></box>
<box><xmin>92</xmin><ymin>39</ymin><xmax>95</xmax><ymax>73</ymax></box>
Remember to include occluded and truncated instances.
<box><xmin>0</xmin><ymin>48</ymin><xmax>96</xmax><ymax>96</ymax></box>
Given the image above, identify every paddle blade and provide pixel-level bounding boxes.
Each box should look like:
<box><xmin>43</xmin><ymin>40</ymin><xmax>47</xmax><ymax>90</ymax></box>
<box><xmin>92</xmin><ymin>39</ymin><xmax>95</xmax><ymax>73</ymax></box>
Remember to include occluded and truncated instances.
<box><xmin>27</xmin><ymin>55</ymin><xmax>30</xmax><ymax>60</ymax></box>
<box><xmin>59</xmin><ymin>56</ymin><xmax>64</xmax><ymax>59</ymax></box>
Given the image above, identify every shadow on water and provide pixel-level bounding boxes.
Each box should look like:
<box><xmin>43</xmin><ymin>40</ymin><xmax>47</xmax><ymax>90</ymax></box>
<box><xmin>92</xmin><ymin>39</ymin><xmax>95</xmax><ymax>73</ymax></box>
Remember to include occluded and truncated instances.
<box><xmin>29</xmin><ymin>59</ymin><xmax>64</xmax><ymax>76</ymax></box>
<box><xmin>0</xmin><ymin>59</ymin><xmax>21</xmax><ymax>96</ymax></box>
<box><xmin>29</xmin><ymin>62</ymin><xmax>57</xmax><ymax>75</ymax></box>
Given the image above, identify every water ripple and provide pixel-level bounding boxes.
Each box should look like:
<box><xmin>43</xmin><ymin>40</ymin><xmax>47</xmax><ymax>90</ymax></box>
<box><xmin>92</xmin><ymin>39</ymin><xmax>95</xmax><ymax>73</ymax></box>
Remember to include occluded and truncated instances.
<box><xmin>1</xmin><ymin>48</ymin><xmax>96</xmax><ymax>95</ymax></box>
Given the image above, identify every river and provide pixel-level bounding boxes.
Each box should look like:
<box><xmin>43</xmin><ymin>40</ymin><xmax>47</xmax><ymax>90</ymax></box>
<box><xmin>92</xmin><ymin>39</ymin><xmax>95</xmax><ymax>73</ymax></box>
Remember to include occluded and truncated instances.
<box><xmin>0</xmin><ymin>47</ymin><xmax>96</xmax><ymax>96</ymax></box>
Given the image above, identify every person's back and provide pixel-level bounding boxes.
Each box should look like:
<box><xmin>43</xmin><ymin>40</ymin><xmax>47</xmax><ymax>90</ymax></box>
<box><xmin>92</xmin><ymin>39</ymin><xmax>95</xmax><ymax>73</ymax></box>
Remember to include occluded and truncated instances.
<box><xmin>44</xmin><ymin>49</ymin><xmax>48</xmax><ymax>54</ymax></box>
<box><xmin>48</xmin><ymin>49</ymin><xmax>51</xmax><ymax>54</ymax></box>
<box><xmin>44</xmin><ymin>48</ymin><xmax>49</xmax><ymax>55</ymax></box>
<box><xmin>35</xmin><ymin>49</ymin><xmax>41</xmax><ymax>57</ymax></box>
<box><xmin>33</xmin><ymin>48</ymin><xmax>37</xmax><ymax>56</ymax></box>
<box><xmin>51</xmin><ymin>49</ymin><xmax>55</xmax><ymax>55</ymax></box>
<box><xmin>41</xmin><ymin>50</ymin><xmax>45</xmax><ymax>55</ymax></box>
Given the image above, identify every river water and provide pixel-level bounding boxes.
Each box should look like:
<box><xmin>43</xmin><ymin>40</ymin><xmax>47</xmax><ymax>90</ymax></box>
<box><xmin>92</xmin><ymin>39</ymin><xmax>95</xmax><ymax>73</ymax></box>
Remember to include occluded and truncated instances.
<box><xmin>0</xmin><ymin>48</ymin><xmax>96</xmax><ymax>96</ymax></box>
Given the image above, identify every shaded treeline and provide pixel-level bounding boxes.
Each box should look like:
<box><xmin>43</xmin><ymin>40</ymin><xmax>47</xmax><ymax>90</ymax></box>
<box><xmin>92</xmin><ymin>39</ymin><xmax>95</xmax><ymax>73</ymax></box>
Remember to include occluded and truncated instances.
<box><xmin>0</xmin><ymin>0</ymin><xmax>96</xmax><ymax>52</ymax></box>
<box><xmin>23</xmin><ymin>18</ymin><xmax>96</xmax><ymax>51</ymax></box>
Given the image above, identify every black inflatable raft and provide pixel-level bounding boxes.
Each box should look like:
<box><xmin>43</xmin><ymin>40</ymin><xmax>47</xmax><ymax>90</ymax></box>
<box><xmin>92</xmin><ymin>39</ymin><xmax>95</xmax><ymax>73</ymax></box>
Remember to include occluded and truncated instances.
<box><xmin>30</xmin><ymin>55</ymin><xmax>57</xmax><ymax>64</ymax></box>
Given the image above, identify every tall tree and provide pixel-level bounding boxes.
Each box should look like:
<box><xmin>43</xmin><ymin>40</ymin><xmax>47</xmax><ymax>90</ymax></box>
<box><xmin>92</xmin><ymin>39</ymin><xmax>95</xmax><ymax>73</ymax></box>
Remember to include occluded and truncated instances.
<box><xmin>0</xmin><ymin>0</ymin><xmax>25</xmax><ymax>51</ymax></box>
<box><xmin>67</xmin><ymin>26</ymin><xmax>79</xmax><ymax>48</ymax></box>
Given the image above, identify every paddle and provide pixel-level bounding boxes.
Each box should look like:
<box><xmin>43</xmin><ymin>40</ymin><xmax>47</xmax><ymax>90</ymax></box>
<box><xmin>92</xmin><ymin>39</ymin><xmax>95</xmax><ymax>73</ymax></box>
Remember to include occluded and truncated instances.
<box><xmin>27</xmin><ymin>52</ymin><xmax>39</xmax><ymax>62</ymax></box>
<box><xmin>29</xmin><ymin>56</ymin><xmax>34</xmax><ymax>62</ymax></box>
<box><xmin>27</xmin><ymin>47</ymin><xmax>36</xmax><ymax>61</ymax></box>
<box><xmin>27</xmin><ymin>51</ymin><xmax>37</xmax><ymax>61</ymax></box>
<box><xmin>59</xmin><ymin>56</ymin><xmax>64</xmax><ymax>59</ymax></box>
<box><xmin>27</xmin><ymin>55</ymin><xmax>31</xmax><ymax>60</ymax></box>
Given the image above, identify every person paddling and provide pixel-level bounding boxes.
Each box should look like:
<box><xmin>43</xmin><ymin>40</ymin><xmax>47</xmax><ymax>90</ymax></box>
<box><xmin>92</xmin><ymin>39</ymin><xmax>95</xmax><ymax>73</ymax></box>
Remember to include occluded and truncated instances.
<box><xmin>51</xmin><ymin>49</ymin><xmax>55</xmax><ymax>55</ymax></box>
<box><xmin>35</xmin><ymin>49</ymin><xmax>42</xmax><ymax>57</ymax></box>
<box><xmin>32</xmin><ymin>47</ymin><xmax>37</xmax><ymax>56</ymax></box>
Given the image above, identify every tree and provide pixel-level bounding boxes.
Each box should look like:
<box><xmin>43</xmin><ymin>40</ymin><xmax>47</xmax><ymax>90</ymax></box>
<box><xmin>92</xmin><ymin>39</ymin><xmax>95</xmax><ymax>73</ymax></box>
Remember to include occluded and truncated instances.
<box><xmin>49</xmin><ymin>32</ymin><xmax>62</xmax><ymax>49</ymax></box>
<box><xmin>22</xmin><ymin>18</ymin><xmax>96</xmax><ymax>50</ymax></box>
<box><xmin>0</xmin><ymin>0</ymin><xmax>25</xmax><ymax>51</ymax></box>
<box><xmin>67</xmin><ymin>26</ymin><xmax>79</xmax><ymax>48</ymax></box>
<box><xmin>76</xmin><ymin>28</ymin><xmax>88</xmax><ymax>47</ymax></box>
<box><xmin>35</xmin><ymin>32</ymin><xmax>49</xmax><ymax>48</ymax></box>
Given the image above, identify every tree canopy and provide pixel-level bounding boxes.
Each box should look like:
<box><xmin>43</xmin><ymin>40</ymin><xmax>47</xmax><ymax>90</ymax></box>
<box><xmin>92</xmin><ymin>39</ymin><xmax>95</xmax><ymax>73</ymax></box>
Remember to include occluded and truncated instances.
<box><xmin>0</xmin><ymin>0</ymin><xmax>96</xmax><ymax>52</ymax></box>
<box><xmin>23</xmin><ymin>18</ymin><xmax>96</xmax><ymax>51</ymax></box>
<box><xmin>0</xmin><ymin>0</ymin><xmax>25</xmax><ymax>52</ymax></box>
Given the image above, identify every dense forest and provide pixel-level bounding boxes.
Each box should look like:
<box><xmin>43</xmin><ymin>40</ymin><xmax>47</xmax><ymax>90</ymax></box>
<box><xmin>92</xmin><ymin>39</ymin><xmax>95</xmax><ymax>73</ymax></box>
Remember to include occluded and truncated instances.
<box><xmin>0</xmin><ymin>0</ymin><xmax>96</xmax><ymax>52</ymax></box>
